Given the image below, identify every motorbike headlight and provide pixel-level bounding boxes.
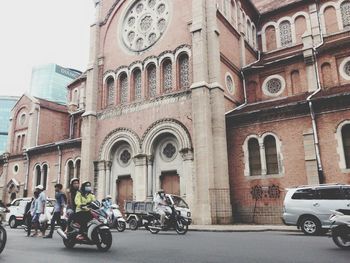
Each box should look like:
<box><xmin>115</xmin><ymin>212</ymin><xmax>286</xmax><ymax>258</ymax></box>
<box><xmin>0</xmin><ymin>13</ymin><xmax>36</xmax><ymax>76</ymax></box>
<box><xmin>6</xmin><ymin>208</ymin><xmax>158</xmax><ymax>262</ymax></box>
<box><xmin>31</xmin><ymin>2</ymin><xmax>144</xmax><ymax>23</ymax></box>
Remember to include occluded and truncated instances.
<box><xmin>187</xmin><ymin>212</ymin><xmax>191</xmax><ymax>218</ymax></box>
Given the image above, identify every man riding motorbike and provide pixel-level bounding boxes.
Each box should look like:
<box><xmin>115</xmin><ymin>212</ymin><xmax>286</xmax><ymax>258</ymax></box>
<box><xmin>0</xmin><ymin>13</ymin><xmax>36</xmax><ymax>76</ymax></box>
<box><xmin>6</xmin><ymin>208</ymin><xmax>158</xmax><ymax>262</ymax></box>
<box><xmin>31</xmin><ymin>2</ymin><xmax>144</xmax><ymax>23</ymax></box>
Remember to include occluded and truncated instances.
<box><xmin>74</xmin><ymin>181</ymin><xmax>96</xmax><ymax>240</ymax></box>
<box><xmin>153</xmin><ymin>189</ymin><xmax>171</xmax><ymax>227</ymax></box>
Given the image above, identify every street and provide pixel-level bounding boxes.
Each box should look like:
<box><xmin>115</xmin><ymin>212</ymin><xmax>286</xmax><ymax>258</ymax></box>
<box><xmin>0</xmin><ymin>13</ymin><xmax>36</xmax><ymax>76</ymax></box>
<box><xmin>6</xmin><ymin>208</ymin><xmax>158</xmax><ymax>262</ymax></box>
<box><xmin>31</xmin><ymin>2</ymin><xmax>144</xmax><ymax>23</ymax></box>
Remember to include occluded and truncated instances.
<box><xmin>0</xmin><ymin>227</ymin><xmax>349</xmax><ymax>263</ymax></box>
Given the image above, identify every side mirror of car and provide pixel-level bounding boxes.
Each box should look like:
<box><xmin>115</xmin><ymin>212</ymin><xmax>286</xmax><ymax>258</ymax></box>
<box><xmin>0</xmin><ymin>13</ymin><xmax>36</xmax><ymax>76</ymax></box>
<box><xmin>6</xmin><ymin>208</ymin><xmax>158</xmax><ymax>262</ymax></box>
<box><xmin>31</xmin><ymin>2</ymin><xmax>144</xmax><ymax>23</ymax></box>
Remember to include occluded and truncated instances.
<box><xmin>6</xmin><ymin>203</ymin><xmax>11</xmax><ymax>207</ymax></box>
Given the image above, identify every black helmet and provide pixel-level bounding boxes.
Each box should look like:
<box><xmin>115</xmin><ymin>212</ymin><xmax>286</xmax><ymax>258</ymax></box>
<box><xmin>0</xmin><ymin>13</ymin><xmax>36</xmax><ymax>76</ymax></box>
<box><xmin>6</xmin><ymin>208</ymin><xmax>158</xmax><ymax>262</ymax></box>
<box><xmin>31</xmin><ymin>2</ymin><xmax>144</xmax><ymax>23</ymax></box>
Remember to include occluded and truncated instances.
<box><xmin>89</xmin><ymin>200</ymin><xmax>100</xmax><ymax>210</ymax></box>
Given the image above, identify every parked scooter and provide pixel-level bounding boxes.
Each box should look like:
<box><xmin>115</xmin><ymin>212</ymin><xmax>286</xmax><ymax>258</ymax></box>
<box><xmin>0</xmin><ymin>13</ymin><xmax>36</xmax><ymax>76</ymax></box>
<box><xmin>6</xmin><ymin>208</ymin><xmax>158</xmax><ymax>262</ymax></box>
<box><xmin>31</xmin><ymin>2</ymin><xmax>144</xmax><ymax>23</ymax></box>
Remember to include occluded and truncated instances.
<box><xmin>329</xmin><ymin>209</ymin><xmax>350</xmax><ymax>249</ymax></box>
<box><xmin>146</xmin><ymin>204</ymin><xmax>191</xmax><ymax>235</ymax></box>
<box><xmin>108</xmin><ymin>204</ymin><xmax>126</xmax><ymax>232</ymax></box>
<box><xmin>57</xmin><ymin>201</ymin><xmax>112</xmax><ymax>252</ymax></box>
<box><xmin>0</xmin><ymin>206</ymin><xmax>9</xmax><ymax>254</ymax></box>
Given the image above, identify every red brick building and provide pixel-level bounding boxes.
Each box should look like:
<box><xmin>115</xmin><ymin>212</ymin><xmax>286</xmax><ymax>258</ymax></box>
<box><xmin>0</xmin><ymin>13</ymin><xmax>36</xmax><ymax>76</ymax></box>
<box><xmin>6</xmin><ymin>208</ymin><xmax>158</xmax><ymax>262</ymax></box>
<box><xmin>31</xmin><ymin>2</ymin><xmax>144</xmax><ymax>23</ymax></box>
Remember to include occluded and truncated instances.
<box><xmin>1</xmin><ymin>0</ymin><xmax>350</xmax><ymax>225</ymax></box>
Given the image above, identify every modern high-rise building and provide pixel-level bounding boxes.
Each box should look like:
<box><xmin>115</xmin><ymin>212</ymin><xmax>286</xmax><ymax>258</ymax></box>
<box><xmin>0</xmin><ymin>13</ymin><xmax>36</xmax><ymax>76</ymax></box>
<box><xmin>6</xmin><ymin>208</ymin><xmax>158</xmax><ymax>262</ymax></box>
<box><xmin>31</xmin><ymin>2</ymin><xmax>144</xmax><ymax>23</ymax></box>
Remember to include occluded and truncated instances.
<box><xmin>29</xmin><ymin>64</ymin><xmax>81</xmax><ymax>104</ymax></box>
<box><xmin>0</xmin><ymin>96</ymin><xmax>19</xmax><ymax>154</ymax></box>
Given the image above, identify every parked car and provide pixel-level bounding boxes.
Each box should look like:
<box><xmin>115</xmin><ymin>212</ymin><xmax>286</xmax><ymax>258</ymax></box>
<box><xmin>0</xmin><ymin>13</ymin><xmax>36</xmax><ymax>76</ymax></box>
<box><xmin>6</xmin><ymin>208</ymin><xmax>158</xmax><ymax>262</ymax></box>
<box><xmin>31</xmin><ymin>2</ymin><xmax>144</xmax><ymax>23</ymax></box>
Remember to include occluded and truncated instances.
<box><xmin>6</xmin><ymin>197</ymin><xmax>56</xmax><ymax>228</ymax></box>
<box><xmin>282</xmin><ymin>184</ymin><xmax>350</xmax><ymax>235</ymax></box>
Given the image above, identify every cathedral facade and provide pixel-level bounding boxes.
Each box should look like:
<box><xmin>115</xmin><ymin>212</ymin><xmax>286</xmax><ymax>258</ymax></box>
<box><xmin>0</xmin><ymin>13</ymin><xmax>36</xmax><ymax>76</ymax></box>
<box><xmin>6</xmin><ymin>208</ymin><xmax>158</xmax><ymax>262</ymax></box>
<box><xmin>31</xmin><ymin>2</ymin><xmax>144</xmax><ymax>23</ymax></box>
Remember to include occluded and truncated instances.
<box><xmin>1</xmin><ymin>0</ymin><xmax>350</xmax><ymax>225</ymax></box>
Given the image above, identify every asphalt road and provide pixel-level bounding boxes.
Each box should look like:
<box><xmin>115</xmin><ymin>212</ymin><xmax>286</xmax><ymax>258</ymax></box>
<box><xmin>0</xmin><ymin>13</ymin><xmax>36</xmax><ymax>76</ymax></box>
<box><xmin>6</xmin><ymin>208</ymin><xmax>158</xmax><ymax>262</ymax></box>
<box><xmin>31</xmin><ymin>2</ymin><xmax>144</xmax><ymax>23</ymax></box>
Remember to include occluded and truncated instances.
<box><xmin>0</xmin><ymin>227</ymin><xmax>349</xmax><ymax>263</ymax></box>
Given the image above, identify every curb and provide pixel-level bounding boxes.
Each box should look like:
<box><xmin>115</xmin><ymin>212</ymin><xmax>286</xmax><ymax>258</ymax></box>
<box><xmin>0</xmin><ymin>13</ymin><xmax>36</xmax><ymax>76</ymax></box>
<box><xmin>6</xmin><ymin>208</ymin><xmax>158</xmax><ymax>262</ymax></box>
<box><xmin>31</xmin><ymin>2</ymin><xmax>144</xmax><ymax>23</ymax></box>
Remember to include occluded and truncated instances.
<box><xmin>188</xmin><ymin>228</ymin><xmax>299</xmax><ymax>233</ymax></box>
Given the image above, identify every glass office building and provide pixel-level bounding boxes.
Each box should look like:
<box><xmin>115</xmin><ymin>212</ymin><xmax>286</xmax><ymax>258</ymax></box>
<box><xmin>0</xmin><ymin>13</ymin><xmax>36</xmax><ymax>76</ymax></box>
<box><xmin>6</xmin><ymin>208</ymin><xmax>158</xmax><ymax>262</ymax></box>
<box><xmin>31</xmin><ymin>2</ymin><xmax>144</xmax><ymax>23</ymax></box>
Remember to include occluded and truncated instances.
<box><xmin>0</xmin><ymin>96</ymin><xmax>19</xmax><ymax>154</ymax></box>
<box><xmin>29</xmin><ymin>64</ymin><xmax>81</xmax><ymax>104</ymax></box>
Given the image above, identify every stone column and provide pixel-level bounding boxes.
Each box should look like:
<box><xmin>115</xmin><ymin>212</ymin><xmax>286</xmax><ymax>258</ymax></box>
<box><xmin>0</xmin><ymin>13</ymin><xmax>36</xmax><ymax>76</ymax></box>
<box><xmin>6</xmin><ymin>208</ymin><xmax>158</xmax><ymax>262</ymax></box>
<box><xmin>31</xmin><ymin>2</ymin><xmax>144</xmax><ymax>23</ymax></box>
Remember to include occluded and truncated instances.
<box><xmin>95</xmin><ymin>161</ymin><xmax>106</xmax><ymax>201</ymax></box>
<box><xmin>146</xmin><ymin>155</ymin><xmax>154</xmax><ymax>200</ymax></box>
<box><xmin>180</xmin><ymin>149</ymin><xmax>194</xmax><ymax>207</ymax></box>
<box><xmin>80</xmin><ymin>1</ymin><xmax>100</xmax><ymax>184</ymax></box>
<box><xmin>260</xmin><ymin>142</ymin><xmax>267</xmax><ymax>176</ymax></box>
<box><xmin>105</xmin><ymin>161</ymin><xmax>112</xmax><ymax>195</ymax></box>
<box><xmin>133</xmin><ymin>154</ymin><xmax>148</xmax><ymax>201</ymax></box>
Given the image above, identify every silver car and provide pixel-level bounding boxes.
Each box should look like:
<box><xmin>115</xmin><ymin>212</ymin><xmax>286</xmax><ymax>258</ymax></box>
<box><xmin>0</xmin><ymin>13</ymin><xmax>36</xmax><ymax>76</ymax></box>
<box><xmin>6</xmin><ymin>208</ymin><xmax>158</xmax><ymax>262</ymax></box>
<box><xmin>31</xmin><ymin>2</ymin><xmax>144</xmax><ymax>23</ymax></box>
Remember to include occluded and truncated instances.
<box><xmin>282</xmin><ymin>184</ymin><xmax>350</xmax><ymax>235</ymax></box>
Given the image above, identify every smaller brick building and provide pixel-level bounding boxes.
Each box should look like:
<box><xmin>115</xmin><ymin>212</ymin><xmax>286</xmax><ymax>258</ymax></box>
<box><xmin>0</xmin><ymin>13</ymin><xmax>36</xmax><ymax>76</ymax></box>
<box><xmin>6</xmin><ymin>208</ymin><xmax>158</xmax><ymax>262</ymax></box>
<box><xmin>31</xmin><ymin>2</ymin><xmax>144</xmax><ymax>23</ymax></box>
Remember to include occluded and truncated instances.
<box><xmin>0</xmin><ymin>94</ymin><xmax>81</xmax><ymax>201</ymax></box>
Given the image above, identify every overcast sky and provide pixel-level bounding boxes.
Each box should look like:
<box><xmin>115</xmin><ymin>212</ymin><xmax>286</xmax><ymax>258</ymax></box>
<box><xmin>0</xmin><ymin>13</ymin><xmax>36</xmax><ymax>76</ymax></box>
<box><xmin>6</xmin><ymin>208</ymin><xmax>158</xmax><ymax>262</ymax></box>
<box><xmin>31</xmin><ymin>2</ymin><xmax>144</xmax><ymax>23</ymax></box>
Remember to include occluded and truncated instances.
<box><xmin>0</xmin><ymin>0</ymin><xmax>95</xmax><ymax>97</ymax></box>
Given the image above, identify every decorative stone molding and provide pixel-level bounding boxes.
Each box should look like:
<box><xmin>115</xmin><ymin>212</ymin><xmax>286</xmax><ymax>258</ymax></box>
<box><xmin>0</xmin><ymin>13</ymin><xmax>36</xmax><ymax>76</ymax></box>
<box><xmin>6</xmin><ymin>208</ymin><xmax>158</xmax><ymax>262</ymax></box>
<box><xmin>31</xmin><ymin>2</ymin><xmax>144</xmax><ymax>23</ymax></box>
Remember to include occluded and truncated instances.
<box><xmin>141</xmin><ymin>118</ymin><xmax>192</xmax><ymax>156</ymax></box>
<box><xmin>97</xmin><ymin>90</ymin><xmax>191</xmax><ymax>120</ymax></box>
<box><xmin>100</xmin><ymin>0</ymin><xmax>122</xmax><ymax>26</ymax></box>
<box><xmin>98</xmin><ymin>127</ymin><xmax>141</xmax><ymax>161</ymax></box>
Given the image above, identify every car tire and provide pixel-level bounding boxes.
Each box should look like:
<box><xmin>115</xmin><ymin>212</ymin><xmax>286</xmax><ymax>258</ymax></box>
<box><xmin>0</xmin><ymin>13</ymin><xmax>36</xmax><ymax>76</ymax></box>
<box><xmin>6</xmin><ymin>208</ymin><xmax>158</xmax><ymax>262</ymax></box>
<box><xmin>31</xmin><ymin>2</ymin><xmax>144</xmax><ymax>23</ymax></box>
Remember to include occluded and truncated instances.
<box><xmin>301</xmin><ymin>216</ymin><xmax>321</xmax><ymax>235</ymax></box>
<box><xmin>9</xmin><ymin>216</ymin><xmax>17</xmax><ymax>229</ymax></box>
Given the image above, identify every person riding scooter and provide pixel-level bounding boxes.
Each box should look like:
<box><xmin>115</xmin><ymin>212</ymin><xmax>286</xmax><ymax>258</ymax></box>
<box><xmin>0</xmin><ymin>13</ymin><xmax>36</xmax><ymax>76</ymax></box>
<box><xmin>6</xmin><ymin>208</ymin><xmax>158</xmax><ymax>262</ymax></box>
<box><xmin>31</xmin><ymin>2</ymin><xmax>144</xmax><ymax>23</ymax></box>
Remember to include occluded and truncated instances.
<box><xmin>153</xmin><ymin>189</ymin><xmax>171</xmax><ymax>227</ymax></box>
<box><xmin>74</xmin><ymin>181</ymin><xmax>96</xmax><ymax>240</ymax></box>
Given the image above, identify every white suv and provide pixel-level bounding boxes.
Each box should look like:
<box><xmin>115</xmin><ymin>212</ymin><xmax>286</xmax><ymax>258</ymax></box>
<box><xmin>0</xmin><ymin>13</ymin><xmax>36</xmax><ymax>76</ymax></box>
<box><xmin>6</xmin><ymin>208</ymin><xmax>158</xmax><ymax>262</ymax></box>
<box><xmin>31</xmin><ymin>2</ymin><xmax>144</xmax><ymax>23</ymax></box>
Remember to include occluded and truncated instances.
<box><xmin>6</xmin><ymin>198</ymin><xmax>56</xmax><ymax>228</ymax></box>
<box><xmin>283</xmin><ymin>184</ymin><xmax>350</xmax><ymax>235</ymax></box>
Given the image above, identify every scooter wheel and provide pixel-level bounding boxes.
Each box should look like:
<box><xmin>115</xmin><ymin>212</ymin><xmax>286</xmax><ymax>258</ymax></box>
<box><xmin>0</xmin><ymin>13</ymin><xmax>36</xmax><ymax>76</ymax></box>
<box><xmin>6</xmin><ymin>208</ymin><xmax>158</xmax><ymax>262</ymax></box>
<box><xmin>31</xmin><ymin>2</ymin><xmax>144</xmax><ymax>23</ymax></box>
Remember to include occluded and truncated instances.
<box><xmin>117</xmin><ymin>221</ymin><xmax>126</xmax><ymax>232</ymax></box>
<box><xmin>95</xmin><ymin>229</ymin><xmax>112</xmax><ymax>252</ymax></box>
<box><xmin>332</xmin><ymin>234</ymin><xmax>350</xmax><ymax>249</ymax></box>
<box><xmin>63</xmin><ymin>238</ymin><xmax>75</xmax><ymax>249</ymax></box>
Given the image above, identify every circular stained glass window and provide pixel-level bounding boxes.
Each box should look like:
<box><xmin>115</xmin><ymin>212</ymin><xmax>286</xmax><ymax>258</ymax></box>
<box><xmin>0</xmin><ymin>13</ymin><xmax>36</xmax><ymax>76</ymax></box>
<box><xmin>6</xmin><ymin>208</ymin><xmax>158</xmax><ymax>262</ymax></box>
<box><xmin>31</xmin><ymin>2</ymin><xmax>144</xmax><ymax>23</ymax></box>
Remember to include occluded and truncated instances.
<box><xmin>266</xmin><ymin>79</ymin><xmax>282</xmax><ymax>94</ymax></box>
<box><xmin>344</xmin><ymin>61</ymin><xmax>350</xmax><ymax>77</ymax></box>
<box><xmin>120</xmin><ymin>149</ymin><xmax>131</xmax><ymax>164</ymax></box>
<box><xmin>121</xmin><ymin>0</ymin><xmax>171</xmax><ymax>52</ymax></box>
<box><xmin>225</xmin><ymin>74</ymin><xmax>234</xmax><ymax>94</ymax></box>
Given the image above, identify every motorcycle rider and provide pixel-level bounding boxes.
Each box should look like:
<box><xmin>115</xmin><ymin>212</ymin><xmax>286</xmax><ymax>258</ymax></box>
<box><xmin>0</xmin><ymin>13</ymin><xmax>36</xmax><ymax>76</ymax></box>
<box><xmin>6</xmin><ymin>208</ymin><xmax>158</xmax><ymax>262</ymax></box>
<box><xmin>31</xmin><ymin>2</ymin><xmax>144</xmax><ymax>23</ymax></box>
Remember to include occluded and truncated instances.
<box><xmin>102</xmin><ymin>195</ymin><xmax>113</xmax><ymax>211</ymax></box>
<box><xmin>74</xmin><ymin>181</ymin><xmax>96</xmax><ymax>240</ymax></box>
<box><xmin>153</xmin><ymin>189</ymin><xmax>171</xmax><ymax>227</ymax></box>
<box><xmin>66</xmin><ymin>178</ymin><xmax>80</xmax><ymax>229</ymax></box>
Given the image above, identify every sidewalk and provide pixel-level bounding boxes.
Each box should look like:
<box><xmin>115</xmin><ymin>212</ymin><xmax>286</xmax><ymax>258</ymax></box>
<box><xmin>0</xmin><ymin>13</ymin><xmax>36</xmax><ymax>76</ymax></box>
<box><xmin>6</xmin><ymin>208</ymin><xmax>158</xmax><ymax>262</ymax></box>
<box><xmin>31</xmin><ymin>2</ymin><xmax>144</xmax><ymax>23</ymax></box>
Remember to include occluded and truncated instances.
<box><xmin>189</xmin><ymin>224</ymin><xmax>298</xmax><ymax>232</ymax></box>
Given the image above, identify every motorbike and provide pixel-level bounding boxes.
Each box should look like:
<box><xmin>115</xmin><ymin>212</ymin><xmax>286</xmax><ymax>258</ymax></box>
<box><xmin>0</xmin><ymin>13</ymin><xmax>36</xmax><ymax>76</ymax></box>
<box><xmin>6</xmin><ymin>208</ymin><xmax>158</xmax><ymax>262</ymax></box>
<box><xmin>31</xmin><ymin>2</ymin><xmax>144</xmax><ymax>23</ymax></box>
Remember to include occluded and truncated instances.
<box><xmin>105</xmin><ymin>204</ymin><xmax>126</xmax><ymax>232</ymax></box>
<box><xmin>57</xmin><ymin>201</ymin><xmax>112</xmax><ymax>252</ymax></box>
<box><xmin>0</xmin><ymin>207</ymin><xmax>8</xmax><ymax>254</ymax></box>
<box><xmin>329</xmin><ymin>209</ymin><xmax>350</xmax><ymax>249</ymax></box>
<box><xmin>146</xmin><ymin>204</ymin><xmax>191</xmax><ymax>235</ymax></box>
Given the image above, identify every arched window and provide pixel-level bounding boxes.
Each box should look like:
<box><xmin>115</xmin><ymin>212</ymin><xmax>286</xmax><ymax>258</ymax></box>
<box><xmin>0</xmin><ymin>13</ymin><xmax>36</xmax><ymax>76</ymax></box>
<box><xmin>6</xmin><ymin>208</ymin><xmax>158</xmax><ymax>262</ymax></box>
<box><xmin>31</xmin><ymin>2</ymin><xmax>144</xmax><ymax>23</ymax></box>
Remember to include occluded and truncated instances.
<box><xmin>162</xmin><ymin>59</ymin><xmax>172</xmax><ymax>93</ymax></box>
<box><xmin>265</xmin><ymin>25</ymin><xmax>277</xmax><ymax>51</ymax></box>
<box><xmin>264</xmin><ymin>135</ymin><xmax>279</xmax><ymax>174</ymax></box>
<box><xmin>119</xmin><ymin>73</ymin><xmax>128</xmax><ymax>104</ymax></box>
<box><xmin>279</xmin><ymin>21</ymin><xmax>292</xmax><ymax>47</ymax></box>
<box><xmin>248</xmin><ymin>138</ymin><xmax>261</xmax><ymax>176</ymax></box>
<box><xmin>178</xmin><ymin>53</ymin><xmax>190</xmax><ymax>90</ymax></box>
<box><xmin>324</xmin><ymin>6</ymin><xmax>339</xmax><ymax>34</ymax></box>
<box><xmin>247</xmin><ymin>20</ymin><xmax>251</xmax><ymax>43</ymax></box>
<box><xmin>35</xmin><ymin>165</ymin><xmax>41</xmax><ymax>186</ymax></box>
<box><xmin>342</xmin><ymin>124</ymin><xmax>350</xmax><ymax>168</ymax></box>
<box><xmin>42</xmin><ymin>164</ymin><xmax>48</xmax><ymax>190</ymax></box>
<box><xmin>67</xmin><ymin>161</ymin><xmax>74</xmax><ymax>188</ymax></box>
<box><xmin>147</xmin><ymin>64</ymin><xmax>157</xmax><ymax>98</ymax></box>
<box><xmin>133</xmin><ymin>69</ymin><xmax>142</xmax><ymax>101</ymax></box>
<box><xmin>76</xmin><ymin>159</ymin><xmax>81</xmax><ymax>180</ymax></box>
<box><xmin>106</xmin><ymin>77</ymin><xmax>115</xmax><ymax>106</ymax></box>
<box><xmin>341</xmin><ymin>1</ymin><xmax>350</xmax><ymax>30</ymax></box>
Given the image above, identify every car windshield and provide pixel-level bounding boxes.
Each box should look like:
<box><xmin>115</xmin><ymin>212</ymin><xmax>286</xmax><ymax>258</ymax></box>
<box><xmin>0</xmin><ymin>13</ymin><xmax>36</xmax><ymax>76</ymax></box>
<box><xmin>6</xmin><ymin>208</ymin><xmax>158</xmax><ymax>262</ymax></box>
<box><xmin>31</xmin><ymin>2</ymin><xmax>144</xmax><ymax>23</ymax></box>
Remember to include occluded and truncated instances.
<box><xmin>171</xmin><ymin>195</ymin><xmax>189</xmax><ymax>208</ymax></box>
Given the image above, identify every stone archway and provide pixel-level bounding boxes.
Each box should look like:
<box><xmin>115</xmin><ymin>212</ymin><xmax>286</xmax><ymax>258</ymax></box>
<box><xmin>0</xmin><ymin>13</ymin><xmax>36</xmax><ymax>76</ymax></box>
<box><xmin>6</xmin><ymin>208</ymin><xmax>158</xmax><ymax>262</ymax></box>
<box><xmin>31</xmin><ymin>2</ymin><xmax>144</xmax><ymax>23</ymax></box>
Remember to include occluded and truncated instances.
<box><xmin>142</xmin><ymin>119</ymin><xmax>193</xmax><ymax>204</ymax></box>
<box><xmin>96</xmin><ymin>128</ymin><xmax>141</xmax><ymax>201</ymax></box>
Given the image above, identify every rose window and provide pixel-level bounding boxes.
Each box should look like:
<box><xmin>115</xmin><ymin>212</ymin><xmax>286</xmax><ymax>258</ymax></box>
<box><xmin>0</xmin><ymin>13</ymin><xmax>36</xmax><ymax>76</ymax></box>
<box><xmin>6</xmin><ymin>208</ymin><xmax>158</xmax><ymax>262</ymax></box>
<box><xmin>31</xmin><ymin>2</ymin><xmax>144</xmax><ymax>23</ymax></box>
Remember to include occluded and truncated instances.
<box><xmin>120</xmin><ymin>150</ymin><xmax>131</xmax><ymax>164</ymax></box>
<box><xmin>121</xmin><ymin>0</ymin><xmax>171</xmax><ymax>52</ymax></box>
<box><xmin>163</xmin><ymin>143</ymin><xmax>176</xmax><ymax>159</ymax></box>
<box><xmin>344</xmin><ymin>61</ymin><xmax>350</xmax><ymax>77</ymax></box>
<box><xmin>226</xmin><ymin>75</ymin><xmax>234</xmax><ymax>93</ymax></box>
<box><xmin>266</xmin><ymin>78</ymin><xmax>282</xmax><ymax>94</ymax></box>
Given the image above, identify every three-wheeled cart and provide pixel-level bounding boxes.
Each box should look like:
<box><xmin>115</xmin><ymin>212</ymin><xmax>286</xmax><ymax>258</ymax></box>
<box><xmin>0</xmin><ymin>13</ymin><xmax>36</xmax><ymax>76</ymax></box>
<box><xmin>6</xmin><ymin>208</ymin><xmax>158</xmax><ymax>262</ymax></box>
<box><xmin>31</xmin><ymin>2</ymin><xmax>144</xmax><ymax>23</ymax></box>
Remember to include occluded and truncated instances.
<box><xmin>124</xmin><ymin>201</ymin><xmax>154</xmax><ymax>230</ymax></box>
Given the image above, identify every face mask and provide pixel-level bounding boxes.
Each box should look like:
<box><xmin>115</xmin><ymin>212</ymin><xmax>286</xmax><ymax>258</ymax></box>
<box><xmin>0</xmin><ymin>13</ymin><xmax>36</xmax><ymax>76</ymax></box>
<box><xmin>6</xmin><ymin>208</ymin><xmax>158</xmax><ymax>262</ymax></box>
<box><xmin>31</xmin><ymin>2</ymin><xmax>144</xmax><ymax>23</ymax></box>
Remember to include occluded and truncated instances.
<box><xmin>85</xmin><ymin>186</ymin><xmax>92</xmax><ymax>192</ymax></box>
